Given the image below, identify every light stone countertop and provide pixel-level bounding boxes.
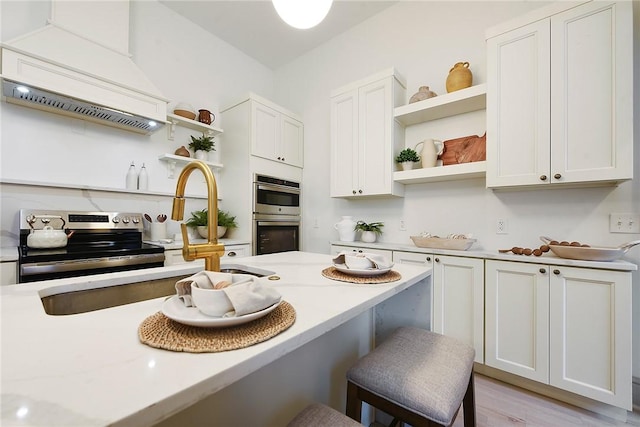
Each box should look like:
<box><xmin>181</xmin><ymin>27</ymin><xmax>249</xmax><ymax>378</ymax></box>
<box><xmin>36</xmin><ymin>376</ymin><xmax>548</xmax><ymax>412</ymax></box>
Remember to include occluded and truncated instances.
<box><xmin>0</xmin><ymin>251</ymin><xmax>431</xmax><ymax>427</ymax></box>
<box><xmin>331</xmin><ymin>240</ymin><xmax>638</xmax><ymax>271</ymax></box>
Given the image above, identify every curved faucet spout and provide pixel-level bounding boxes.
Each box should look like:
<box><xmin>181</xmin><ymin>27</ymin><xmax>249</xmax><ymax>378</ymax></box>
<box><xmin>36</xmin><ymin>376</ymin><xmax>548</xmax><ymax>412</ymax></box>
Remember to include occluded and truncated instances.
<box><xmin>171</xmin><ymin>160</ymin><xmax>225</xmax><ymax>272</ymax></box>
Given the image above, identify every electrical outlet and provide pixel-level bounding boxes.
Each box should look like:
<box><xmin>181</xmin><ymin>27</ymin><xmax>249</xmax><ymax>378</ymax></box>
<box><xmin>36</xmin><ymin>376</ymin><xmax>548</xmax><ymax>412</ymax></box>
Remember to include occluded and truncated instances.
<box><xmin>313</xmin><ymin>218</ymin><xmax>319</xmax><ymax>229</ymax></box>
<box><xmin>610</xmin><ymin>213</ymin><xmax>640</xmax><ymax>233</ymax></box>
<box><xmin>399</xmin><ymin>219</ymin><xmax>406</xmax><ymax>231</ymax></box>
<box><xmin>496</xmin><ymin>218</ymin><xmax>508</xmax><ymax>234</ymax></box>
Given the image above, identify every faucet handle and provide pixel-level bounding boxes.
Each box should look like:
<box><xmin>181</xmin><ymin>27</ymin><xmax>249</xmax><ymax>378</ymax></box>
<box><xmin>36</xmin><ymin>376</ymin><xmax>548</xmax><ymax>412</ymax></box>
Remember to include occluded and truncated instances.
<box><xmin>180</xmin><ymin>223</ymin><xmax>195</xmax><ymax>261</ymax></box>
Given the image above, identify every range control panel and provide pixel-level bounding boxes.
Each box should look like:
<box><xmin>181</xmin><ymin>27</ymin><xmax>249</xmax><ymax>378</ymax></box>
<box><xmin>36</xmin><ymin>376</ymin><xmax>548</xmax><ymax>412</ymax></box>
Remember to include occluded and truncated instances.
<box><xmin>19</xmin><ymin>210</ymin><xmax>144</xmax><ymax>231</ymax></box>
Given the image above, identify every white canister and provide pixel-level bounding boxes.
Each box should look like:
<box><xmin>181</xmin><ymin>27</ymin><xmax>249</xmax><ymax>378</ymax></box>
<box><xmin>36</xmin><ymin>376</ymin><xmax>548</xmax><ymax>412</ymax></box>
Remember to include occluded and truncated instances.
<box><xmin>334</xmin><ymin>216</ymin><xmax>357</xmax><ymax>242</ymax></box>
<box><xmin>415</xmin><ymin>139</ymin><xmax>444</xmax><ymax>168</ymax></box>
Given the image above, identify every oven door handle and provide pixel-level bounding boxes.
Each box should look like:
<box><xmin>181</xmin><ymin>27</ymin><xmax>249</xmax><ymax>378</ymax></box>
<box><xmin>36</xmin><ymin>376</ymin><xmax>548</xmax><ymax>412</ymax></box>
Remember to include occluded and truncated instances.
<box><xmin>256</xmin><ymin>221</ymin><xmax>300</xmax><ymax>227</ymax></box>
<box><xmin>256</xmin><ymin>183</ymin><xmax>300</xmax><ymax>195</ymax></box>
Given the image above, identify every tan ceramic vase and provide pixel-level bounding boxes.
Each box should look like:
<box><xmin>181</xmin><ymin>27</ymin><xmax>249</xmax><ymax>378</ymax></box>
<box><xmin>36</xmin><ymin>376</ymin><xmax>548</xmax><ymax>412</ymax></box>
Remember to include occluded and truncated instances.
<box><xmin>446</xmin><ymin>62</ymin><xmax>472</xmax><ymax>93</ymax></box>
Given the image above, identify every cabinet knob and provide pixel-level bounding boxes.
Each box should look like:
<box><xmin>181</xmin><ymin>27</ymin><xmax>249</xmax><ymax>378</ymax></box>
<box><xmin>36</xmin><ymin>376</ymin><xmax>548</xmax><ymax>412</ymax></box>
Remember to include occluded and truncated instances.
<box><xmin>435</xmin><ymin>257</ymin><xmax>440</xmax><ymax>263</ymax></box>
<box><xmin>358</xmin><ymin>250</ymin><xmax>363</xmax><ymax>253</ymax></box>
<box><xmin>352</xmin><ymin>190</ymin><xmax>357</xmax><ymax>194</ymax></box>
<box><xmin>553</xmin><ymin>269</ymin><xmax>560</xmax><ymax>275</ymax></box>
<box><xmin>553</xmin><ymin>173</ymin><xmax>562</xmax><ymax>180</ymax></box>
<box><xmin>540</xmin><ymin>175</ymin><xmax>547</xmax><ymax>181</ymax></box>
<box><xmin>426</xmin><ymin>257</ymin><xmax>431</xmax><ymax>262</ymax></box>
<box><xmin>227</xmin><ymin>251</ymin><xmax>236</xmax><ymax>257</ymax></box>
<box><xmin>281</xmin><ymin>158</ymin><xmax>285</xmax><ymax>162</ymax></box>
<box><xmin>539</xmin><ymin>268</ymin><xmax>546</xmax><ymax>274</ymax></box>
<box><xmin>358</xmin><ymin>189</ymin><xmax>363</xmax><ymax>194</ymax></box>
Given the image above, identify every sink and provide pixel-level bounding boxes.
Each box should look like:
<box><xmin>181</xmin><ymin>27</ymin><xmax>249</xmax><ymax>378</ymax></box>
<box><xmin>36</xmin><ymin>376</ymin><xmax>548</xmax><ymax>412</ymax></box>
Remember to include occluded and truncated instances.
<box><xmin>40</xmin><ymin>264</ymin><xmax>276</xmax><ymax>315</ymax></box>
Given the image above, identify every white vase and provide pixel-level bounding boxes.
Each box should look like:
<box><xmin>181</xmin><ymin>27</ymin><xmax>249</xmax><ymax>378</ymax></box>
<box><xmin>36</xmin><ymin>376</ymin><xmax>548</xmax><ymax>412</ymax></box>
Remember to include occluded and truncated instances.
<box><xmin>195</xmin><ymin>150</ymin><xmax>208</xmax><ymax>161</ymax></box>
<box><xmin>401</xmin><ymin>161</ymin><xmax>415</xmax><ymax>171</ymax></box>
<box><xmin>334</xmin><ymin>216</ymin><xmax>357</xmax><ymax>242</ymax></box>
<box><xmin>361</xmin><ymin>231</ymin><xmax>377</xmax><ymax>243</ymax></box>
<box><xmin>197</xmin><ymin>226</ymin><xmax>227</xmax><ymax>239</ymax></box>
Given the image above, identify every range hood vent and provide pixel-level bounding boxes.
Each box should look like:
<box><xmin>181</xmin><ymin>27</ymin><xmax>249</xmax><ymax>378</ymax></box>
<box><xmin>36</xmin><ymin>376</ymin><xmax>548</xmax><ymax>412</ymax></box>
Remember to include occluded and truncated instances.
<box><xmin>3</xmin><ymin>80</ymin><xmax>161</xmax><ymax>134</ymax></box>
<box><xmin>1</xmin><ymin>0</ymin><xmax>169</xmax><ymax>135</ymax></box>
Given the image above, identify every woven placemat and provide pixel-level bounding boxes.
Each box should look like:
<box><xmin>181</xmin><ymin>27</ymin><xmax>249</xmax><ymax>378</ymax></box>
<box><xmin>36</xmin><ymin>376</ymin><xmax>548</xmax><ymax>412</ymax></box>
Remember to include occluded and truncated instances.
<box><xmin>138</xmin><ymin>301</ymin><xmax>296</xmax><ymax>353</ymax></box>
<box><xmin>321</xmin><ymin>267</ymin><xmax>401</xmax><ymax>284</ymax></box>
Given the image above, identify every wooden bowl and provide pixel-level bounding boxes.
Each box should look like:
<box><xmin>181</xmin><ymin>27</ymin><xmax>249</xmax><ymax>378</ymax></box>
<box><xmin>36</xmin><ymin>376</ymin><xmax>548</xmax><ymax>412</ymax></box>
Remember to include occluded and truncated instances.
<box><xmin>174</xmin><ymin>109</ymin><xmax>196</xmax><ymax>120</ymax></box>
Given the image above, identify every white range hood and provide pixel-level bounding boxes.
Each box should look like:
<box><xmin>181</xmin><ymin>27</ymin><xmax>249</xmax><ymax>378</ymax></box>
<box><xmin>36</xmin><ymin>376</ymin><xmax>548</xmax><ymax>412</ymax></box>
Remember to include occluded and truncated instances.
<box><xmin>0</xmin><ymin>0</ymin><xmax>169</xmax><ymax>135</ymax></box>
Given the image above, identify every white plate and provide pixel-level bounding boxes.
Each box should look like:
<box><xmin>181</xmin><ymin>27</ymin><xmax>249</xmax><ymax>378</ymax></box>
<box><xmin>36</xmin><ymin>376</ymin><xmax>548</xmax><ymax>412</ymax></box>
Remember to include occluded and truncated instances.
<box><xmin>332</xmin><ymin>263</ymin><xmax>393</xmax><ymax>276</ymax></box>
<box><xmin>161</xmin><ymin>296</ymin><xmax>282</xmax><ymax>328</ymax></box>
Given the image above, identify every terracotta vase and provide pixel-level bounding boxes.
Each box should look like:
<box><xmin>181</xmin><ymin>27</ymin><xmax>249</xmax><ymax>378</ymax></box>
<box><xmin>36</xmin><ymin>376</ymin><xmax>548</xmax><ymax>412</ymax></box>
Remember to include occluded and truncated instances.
<box><xmin>446</xmin><ymin>62</ymin><xmax>473</xmax><ymax>93</ymax></box>
<box><xmin>174</xmin><ymin>146</ymin><xmax>190</xmax><ymax>157</ymax></box>
<box><xmin>409</xmin><ymin>86</ymin><xmax>437</xmax><ymax>103</ymax></box>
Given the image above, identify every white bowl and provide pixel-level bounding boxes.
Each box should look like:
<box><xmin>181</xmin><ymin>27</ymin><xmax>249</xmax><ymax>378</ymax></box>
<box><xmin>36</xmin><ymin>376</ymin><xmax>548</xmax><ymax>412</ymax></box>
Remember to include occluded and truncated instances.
<box><xmin>344</xmin><ymin>254</ymin><xmax>374</xmax><ymax>270</ymax></box>
<box><xmin>190</xmin><ymin>274</ymin><xmax>253</xmax><ymax>317</ymax></box>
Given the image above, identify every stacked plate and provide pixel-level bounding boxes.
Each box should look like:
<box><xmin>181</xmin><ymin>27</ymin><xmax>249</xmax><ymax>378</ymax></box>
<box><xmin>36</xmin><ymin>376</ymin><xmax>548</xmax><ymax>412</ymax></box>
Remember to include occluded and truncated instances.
<box><xmin>332</xmin><ymin>263</ymin><xmax>393</xmax><ymax>277</ymax></box>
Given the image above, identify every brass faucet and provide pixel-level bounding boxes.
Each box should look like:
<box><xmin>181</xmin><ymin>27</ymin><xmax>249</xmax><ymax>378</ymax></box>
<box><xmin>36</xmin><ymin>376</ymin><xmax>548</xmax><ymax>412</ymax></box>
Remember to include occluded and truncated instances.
<box><xmin>171</xmin><ymin>160</ymin><xmax>225</xmax><ymax>272</ymax></box>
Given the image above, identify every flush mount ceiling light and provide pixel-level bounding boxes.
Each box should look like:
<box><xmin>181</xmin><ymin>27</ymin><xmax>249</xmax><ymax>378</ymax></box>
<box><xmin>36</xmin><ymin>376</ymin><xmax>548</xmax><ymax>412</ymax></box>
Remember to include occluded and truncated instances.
<box><xmin>272</xmin><ymin>0</ymin><xmax>333</xmax><ymax>29</ymax></box>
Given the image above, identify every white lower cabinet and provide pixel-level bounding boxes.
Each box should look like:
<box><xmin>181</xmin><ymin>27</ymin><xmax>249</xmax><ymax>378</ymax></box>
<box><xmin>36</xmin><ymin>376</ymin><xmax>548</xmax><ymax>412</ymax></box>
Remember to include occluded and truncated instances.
<box><xmin>393</xmin><ymin>251</ymin><xmax>484</xmax><ymax>363</ymax></box>
<box><xmin>485</xmin><ymin>260</ymin><xmax>632</xmax><ymax>410</ymax></box>
<box><xmin>164</xmin><ymin>244</ymin><xmax>250</xmax><ymax>267</ymax></box>
<box><xmin>0</xmin><ymin>261</ymin><xmax>17</xmax><ymax>285</ymax></box>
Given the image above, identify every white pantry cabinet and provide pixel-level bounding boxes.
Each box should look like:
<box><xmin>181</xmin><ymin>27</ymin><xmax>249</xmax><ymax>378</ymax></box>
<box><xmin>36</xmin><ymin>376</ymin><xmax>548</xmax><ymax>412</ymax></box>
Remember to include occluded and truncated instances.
<box><xmin>393</xmin><ymin>251</ymin><xmax>484</xmax><ymax>363</ymax></box>
<box><xmin>221</xmin><ymin>93</ymin><xmax>303</xmax><ymax>169</ymax></box>
<box><xmin>330</xmin><ymin>69</ymin><xmax>406</xmax><ymax>198</ymax></box>
<box><xmin>485</xmin><ymin>260</ymin><xmax>632</xmax><ymax>410</ymax></box>
<box><xmin>486</xmin><ymin>1</ymin><xmax>633</xmax><ymax>188</ymax></box>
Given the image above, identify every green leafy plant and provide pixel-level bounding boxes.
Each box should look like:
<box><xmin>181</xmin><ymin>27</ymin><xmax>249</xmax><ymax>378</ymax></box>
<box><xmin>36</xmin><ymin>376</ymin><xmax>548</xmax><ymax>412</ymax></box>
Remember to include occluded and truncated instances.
<box><xmin>188</xmin><ymin>133</ymin><xmax>215</xmax><ymax>152</ymax></box>
<box><xmin>354</xmin><ymin>220</ymin><xmax>384</xmax><ymax>235</ymax></box>
<box><xmin>395</xmin><ymin>148</ymin><xmax>420</xmax><ymax>163</ymax></box>
<box><xmin>185</xmin><ymin>209</ymin><xmax>237</xmax><ymax>228</ymax></box>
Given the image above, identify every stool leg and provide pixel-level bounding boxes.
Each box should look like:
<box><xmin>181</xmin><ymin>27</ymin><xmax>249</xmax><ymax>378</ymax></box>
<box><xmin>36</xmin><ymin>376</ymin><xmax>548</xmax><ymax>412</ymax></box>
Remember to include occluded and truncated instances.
<box><xmin>346</xmin><ymin>381</ymin><xmax>363</xmax><ymax>422</ymax></box>
<box><xmin>462</xmin><ymin>373</ymin><xmax>476</xmax><ymax>427</ymax></box>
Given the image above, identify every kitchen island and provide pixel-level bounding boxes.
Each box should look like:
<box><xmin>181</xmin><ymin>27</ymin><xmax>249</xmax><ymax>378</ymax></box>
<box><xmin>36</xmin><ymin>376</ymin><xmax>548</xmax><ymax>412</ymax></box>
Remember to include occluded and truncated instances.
<box><xmin>1</xmin><ymin>251</ymin><xmax>431</xmax><ymax>426</ymax></box>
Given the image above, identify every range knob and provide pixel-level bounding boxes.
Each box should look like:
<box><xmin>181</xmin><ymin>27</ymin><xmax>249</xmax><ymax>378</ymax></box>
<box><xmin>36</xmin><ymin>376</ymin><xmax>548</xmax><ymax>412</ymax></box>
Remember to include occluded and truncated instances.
<box><xmin>132</xmin><ymin>217</ymin><xmax>140</xmax><ymax>224</ymax></box>
<box><xmin>122</xmin><ymin>217</ymin><xmax>130</xmax><ymax>224</ymax></box>
<box><xmin>112</xmin><ymin>217</ymin><xmax>120</xmax><ymax>224</ymax></box>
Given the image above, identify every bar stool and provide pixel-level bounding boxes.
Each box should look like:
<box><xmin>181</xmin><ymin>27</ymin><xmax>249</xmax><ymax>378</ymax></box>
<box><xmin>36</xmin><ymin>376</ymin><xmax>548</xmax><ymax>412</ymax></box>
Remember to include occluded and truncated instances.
<box><xmin>287</xmin><ymin>403</ymin><xmax>362</xmax><ymax>427</ymax></box>
<box><xmin>346</xmin><ymin>327</ymin><xmax>476</xmax><ymax>427</ymax></box>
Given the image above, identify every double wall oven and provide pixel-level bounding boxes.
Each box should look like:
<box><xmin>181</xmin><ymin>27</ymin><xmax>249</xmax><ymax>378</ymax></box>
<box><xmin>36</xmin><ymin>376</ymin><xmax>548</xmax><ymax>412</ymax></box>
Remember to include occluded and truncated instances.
<box><xmin>18</xmin><ymin>210</ymin><xmax>165</xmax><ymax>283</ymax></box>
<box><xmin>253</xmin><ymin>174</ymin><xmax>301</xmax><ymax>255</ymax></box>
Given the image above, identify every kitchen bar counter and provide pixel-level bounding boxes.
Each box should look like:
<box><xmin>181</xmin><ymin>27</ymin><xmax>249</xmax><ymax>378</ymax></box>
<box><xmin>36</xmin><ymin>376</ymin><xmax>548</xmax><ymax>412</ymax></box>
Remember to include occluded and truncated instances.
<box><xmin>0</xmin><ymin>251</ymin><xmax>431</xmax><ymax>427</ymax></box>
<box><xmin>331</xmin><ymin>240</ymin><xmax>638</xmax><ymax>271</ymax></box>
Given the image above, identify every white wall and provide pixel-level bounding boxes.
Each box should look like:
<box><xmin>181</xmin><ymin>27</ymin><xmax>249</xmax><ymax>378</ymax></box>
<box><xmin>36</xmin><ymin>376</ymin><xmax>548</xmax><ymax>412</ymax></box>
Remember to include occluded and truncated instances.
<box><xmin>273</xmin><ymin>0</ymin><xmax>640</xmax><ymax>399</ymax></box>
<box><xmin>0</xmin><ymin>0</ymin><xmax>274</xmax><ymax>242</ymax></box>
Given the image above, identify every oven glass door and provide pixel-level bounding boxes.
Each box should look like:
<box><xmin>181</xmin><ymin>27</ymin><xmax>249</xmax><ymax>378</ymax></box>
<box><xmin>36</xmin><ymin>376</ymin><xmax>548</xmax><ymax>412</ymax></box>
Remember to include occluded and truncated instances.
<box><xmin>255</xmin><ymin>220</ymin><xmax>299</xmax><ymax>255</ymax></box>
<box><xmin>254</xmin><ymin>183</ymin><xmax>300</xmax><ymax>216</ymax></box>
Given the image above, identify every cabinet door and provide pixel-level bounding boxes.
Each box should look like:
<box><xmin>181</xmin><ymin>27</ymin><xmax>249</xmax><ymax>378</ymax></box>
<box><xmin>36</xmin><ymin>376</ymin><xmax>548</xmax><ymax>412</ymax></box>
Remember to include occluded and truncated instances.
<box><xmin>223</xmin><ymin>244</ymin><xmax>250</xmax><ymax>259</ymax></box>
<box><xmin>486</xmin><ymin>19</ymin><xmax>551</xmax><ymax>188</ymax></box>
<box><xmin>251</xmin><ymin>101</ymin><xmax>280</xmax><ymax>162</ymax></box>
<box><xmin>330</xmin><ymin>90</ymin><xmax>359</xmax><ymax>197</ymax></box>
<box><xmin>164</xmin><ymin>249</ymin><xmax>205</xmax><ymax>268</ymax></box>
<box><xmin>485</xmin><ymin>260</ymin><xmax>549</xmax><ymax>382</ymax></box>
<box><xmin>549</xmin><ymin>266</ymin><xmax>632</xmax><ymax>409</ymax></box>
<box><xmin>392</xmin><ymin>250</ymin><xmax>433</xmax><ymax>267</ymax></box>
<box><xmin>433</xmin><ymin>255</ymin><xmax>485</xmax><ymax>363</ymax></box>
<box><xmin>550</xmin><ymin>1</ymin><xmax>633</xmax><ymax>183</ymax></box>
<box><xmin>0</xmin><ymin>261</ymin><xmax>17</xmax><ymax>285</ymax></box>
<box><xmin>281</xmin><ymin>115</ymin><xmax>303</xmax><ymax>168</ymax></box>
<box><xmin>358</xmin><ymin>78</ymin><xmax>393</xmax><ymax>196</ymax></box>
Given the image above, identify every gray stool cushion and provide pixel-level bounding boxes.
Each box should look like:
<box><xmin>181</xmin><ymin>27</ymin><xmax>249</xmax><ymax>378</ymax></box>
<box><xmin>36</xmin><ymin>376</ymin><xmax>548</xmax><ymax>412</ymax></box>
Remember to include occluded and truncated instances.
<box><xmin>287</xmin><ymin>403</ymin><xmax>361</xmax><ymax>427</ymax></box>
<box><xmin>347</xmin><ymin>327</ymin><xmax>475</xmax><ymax>426</ymax></box>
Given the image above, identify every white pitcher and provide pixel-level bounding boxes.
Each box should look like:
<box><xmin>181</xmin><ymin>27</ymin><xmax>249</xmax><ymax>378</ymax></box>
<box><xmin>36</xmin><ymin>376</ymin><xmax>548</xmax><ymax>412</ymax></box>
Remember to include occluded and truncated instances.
<box><xmin>334</xmin><ymin>216</ymin><xmax>357</xmax><ymax>242</ymax></box>
<box><xmin>415</xmin><ymin>139</ymin><xmax>444</xmax><ymax>168</ymax></box>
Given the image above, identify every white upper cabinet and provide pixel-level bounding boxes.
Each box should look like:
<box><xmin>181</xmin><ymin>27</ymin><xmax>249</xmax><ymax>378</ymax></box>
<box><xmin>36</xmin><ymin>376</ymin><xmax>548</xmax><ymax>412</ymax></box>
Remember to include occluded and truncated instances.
<box><xmin>330</xmin><ymin>69</ymin><xmax>406</xmax><ymax>198</ymax></box>
<box><xmin>486</xmin><ymin>1</ymin><xmax>633</xmax><ymax>189</ymax></box>
<box><xmin>251</xmin><ymin>100</ymin><xmax>304</xmax><ymax>168</ymax></box>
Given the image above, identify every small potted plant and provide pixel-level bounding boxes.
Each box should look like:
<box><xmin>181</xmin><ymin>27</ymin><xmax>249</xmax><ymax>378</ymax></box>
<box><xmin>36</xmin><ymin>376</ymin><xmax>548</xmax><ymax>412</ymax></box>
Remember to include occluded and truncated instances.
<box><xmin>395</xmin><ymin>148</ymin><xmax>420</xmax><ymax>171</ymax></box>
<box><xmin>185</xmin><ymin>208</ymin><xmax>237</xmax><ymax>238</ymax></box>
<box><xmin>188</xmin><ymin>133</ymin><xmax>215</xmax><ymax>160</ymax></box>
<box><xmin>354</xmin><ymin>220</ymin><xmax>384</xmax><ymax>243</ymax></box>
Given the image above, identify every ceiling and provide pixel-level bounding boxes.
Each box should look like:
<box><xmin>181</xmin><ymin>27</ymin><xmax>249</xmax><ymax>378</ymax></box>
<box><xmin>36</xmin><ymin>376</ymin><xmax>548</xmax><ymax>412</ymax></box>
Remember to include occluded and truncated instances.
<box><xmin>159</xmin><ymin>1</ymin><xmax>398</xmax><ymax>69</ymax></box>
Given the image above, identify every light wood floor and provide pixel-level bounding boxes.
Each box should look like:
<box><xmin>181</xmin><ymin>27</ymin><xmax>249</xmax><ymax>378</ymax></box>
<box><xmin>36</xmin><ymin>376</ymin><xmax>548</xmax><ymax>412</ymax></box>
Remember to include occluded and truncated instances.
<box><xmin>447</xmin><ymin>374</ymin><xmax>640</xmax><ymax>427</ymax></box>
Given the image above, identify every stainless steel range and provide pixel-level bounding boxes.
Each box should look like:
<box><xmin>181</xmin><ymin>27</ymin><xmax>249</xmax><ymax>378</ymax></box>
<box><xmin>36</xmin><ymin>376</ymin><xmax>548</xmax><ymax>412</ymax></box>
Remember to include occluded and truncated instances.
<box><xmin>18</xmin><ymin>210</ymin><xmax>165</xmax><ymax>283</ymax></box>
